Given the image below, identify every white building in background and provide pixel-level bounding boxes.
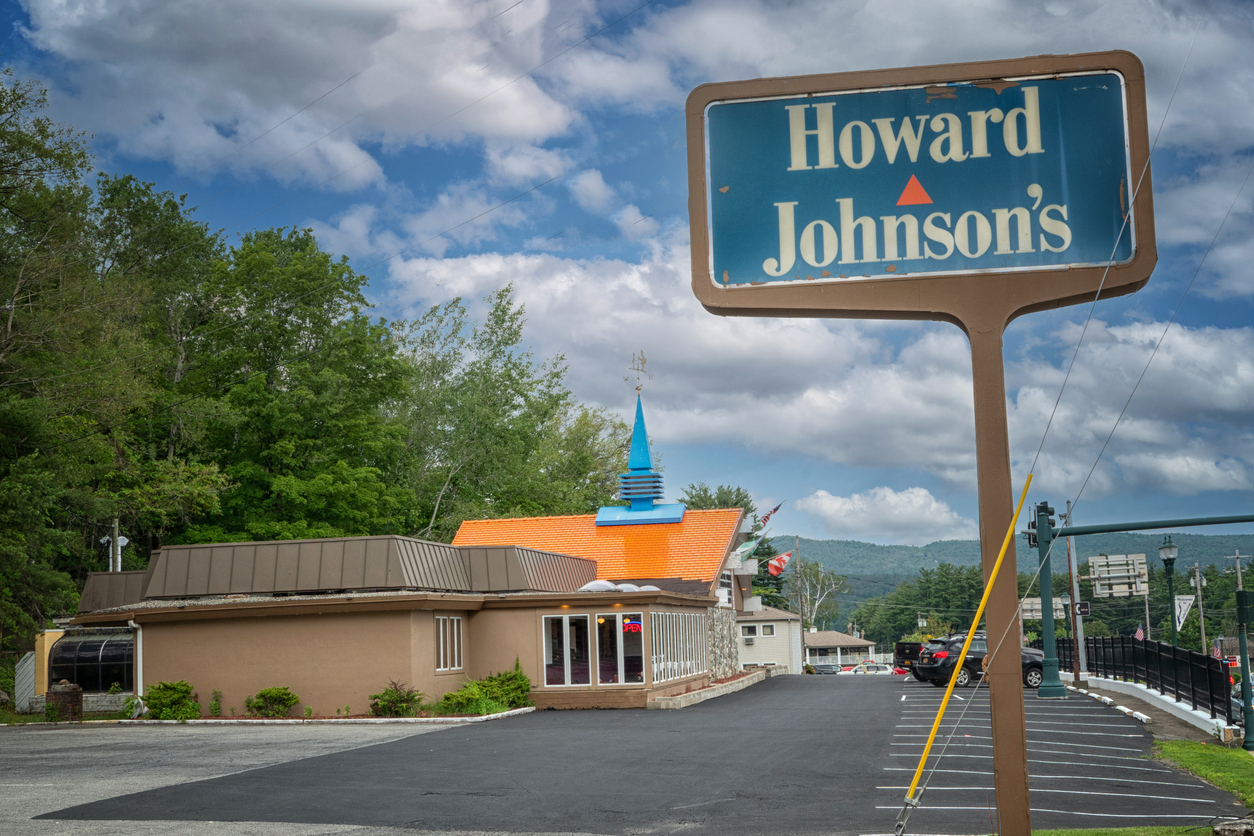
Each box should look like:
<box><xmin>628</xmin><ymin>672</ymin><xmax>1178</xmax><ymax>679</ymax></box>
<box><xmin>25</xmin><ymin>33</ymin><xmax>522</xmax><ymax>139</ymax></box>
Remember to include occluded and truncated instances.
<box><xmin>736</xmin><ymin>606</ymin><xmax>803</xmax><ymax>673</ymax></box>
<box><xmin>803</xmin><ymin>629</ymin><xmax>877</xmax><ymax>667</ymax></box>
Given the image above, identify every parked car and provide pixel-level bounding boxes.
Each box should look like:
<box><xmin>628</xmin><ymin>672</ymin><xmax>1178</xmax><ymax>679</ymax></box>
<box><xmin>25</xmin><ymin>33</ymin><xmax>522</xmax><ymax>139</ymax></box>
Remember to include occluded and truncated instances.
<box><xmin>811</xmin><ymin>663</ymin><xmax>840</xmax><ymax>675</ymax></box>
<box><xmin>894</xmin><ymin>641</ymin><xmax>924</xmax><ymax>671</ymax></box>
<box><xmin>913</xmin><ymin>633</ymin><xmax>1045</xmax><ymax>688</ymax></box>
<box><xmin>844</xmin><ymin>662</ymin><xmax>896</xmax><ymax>675</ymax></box>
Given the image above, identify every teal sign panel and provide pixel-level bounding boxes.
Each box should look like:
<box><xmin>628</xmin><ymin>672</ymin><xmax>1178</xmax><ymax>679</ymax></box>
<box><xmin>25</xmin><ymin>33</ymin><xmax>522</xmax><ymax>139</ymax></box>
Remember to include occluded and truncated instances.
<box><xmin>703</xmin><ymin>73</ymin><xmax>1134</xmax><ymax>286</ymax></box>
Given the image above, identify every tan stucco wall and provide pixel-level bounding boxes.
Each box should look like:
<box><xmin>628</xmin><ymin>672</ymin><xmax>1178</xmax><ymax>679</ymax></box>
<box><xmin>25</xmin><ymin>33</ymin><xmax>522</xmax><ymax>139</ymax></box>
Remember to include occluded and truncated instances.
<box><xmin>466</xmin><ymin>608</ymin><xmax>539</xmax><ymax>683</ymax></box>
<box><xmin>35</xmin><ymin>629</ymin><xmax>66</xmax><ymax>695</ymax></box>
<box><xmin>143</xmin><ymin>611</ymin><xmax>415</xmax><ymax>716</ymax></box>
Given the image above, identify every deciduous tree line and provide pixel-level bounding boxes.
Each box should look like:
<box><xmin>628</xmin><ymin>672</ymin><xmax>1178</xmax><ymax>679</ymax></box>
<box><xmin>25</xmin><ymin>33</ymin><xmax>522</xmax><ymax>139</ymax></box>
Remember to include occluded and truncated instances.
<box><xmin>0</xmin><ymin>68</ymin><xmax>628</xmax><ymax>652</ymax></box>
<box><xmin>850</xmin><ymin>559</ymin><xmax>1247</xmax><ymax>652</ymax></box>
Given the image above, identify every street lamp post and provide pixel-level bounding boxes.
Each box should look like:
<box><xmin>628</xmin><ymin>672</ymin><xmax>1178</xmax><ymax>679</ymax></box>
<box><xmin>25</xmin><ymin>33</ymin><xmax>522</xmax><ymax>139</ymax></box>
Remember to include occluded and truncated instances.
<box><xmin>1034</xmin><ymin>501</ymin><xmax>1068</xmax><ymax>699</ymax></box>
<box><xmin>1160</xmin><ymin>536</ymin><xmax>1178</xmax><ymax>647</ymax></box>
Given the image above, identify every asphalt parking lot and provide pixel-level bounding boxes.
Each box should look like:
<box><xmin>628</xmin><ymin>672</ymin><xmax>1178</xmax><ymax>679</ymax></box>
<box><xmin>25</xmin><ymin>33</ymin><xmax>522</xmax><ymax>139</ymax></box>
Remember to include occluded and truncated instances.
<box><xmin>5</xmin><ymin>675</ymin><xmax>1248</xmax><ymax>836</ymax></box>
<box><xmin>887</xmin><ymin>676</ymin><xmax>1245</xmax><ymax>832</ymax></box>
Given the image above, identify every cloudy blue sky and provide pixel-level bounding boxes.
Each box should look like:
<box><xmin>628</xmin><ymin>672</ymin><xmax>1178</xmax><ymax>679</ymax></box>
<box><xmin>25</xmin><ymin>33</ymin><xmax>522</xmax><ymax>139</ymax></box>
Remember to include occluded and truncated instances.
<box><xmin>6</xmin><ymin>0</ymin><xmax>1253</xmax><ymax>546</ymax></box>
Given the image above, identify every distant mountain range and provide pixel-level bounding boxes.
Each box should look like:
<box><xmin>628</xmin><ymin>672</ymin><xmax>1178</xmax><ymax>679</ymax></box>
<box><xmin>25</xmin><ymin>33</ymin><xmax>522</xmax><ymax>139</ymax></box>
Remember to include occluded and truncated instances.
<box><xmin>771</xmin><ymin>532</ymin><xmax>1253</xmax><ymax>613</ymax></box>
<box><xmin>772</xmin><ymin>532</ymin><xmax>1252</xmax><ymax>576</ymax></box>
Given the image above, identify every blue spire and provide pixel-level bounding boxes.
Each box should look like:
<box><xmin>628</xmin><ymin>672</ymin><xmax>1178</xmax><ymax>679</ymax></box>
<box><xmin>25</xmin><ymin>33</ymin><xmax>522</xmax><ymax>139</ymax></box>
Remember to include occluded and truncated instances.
<box><xmin>594</xmin><ymin>394</ymin><xmax>685</xmax><ymax>526</ymax></box>
<box><xmin>628</xmin><ymin>395</ymin><xmax>653</xmax><ymax>471</ymax></box>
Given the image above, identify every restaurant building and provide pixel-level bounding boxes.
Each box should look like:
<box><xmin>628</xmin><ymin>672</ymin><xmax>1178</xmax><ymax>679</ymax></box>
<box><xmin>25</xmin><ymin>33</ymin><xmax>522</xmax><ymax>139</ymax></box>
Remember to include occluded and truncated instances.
<box><xmin>65</xmin><ymin>398</ymin><xmax>763</xmax><ymax>711</ymax></box>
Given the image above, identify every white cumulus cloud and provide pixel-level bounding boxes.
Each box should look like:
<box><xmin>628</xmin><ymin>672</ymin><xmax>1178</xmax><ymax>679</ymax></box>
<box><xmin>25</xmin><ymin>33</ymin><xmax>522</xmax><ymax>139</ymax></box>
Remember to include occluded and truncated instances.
<box><xmin>796</xmin><ymin>487</ymin><xmax>979</xmax><ymax>546</ymax></box>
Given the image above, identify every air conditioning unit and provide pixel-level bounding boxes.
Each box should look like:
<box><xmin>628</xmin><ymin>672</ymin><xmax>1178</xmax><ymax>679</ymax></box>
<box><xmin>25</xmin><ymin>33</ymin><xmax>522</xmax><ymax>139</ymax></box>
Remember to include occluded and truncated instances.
<box><xmin>744</xmin><ymin>637</ymin><xmax>755</xmax><ymax>645</ymax></box>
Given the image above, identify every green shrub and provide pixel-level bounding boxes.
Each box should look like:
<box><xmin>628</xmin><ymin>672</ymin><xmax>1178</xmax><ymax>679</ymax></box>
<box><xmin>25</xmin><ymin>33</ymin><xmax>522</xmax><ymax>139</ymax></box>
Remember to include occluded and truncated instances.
<box><xmin>208</xmin><ymin>689</ymin><xmax>222</xmax><ymax>717</ymax></box>
<box><xmin>437</xmin><ymin>681</ymin><xmax>507</xmax><ymax>716</ymax></box>
<box><xmin>435</xmin><ymin>661</ymin><xmax>533</xmax><ymax>716</ymax></box>
<box><xmin>0</xmin><ymin>657</ymin><xmax>14</xmax><ymax>697</ymax></box>
<box><xmin>123</xmin><ymin>695</ymin><xmax>143</xmax><ymax>717</ymax></box>
<box><xmin>369</xmin><ymin>680</ymin><xmax>423</xmax><ymax>717</ymax></box>
<box><xmin>145</xmin><ymin>680</ymin><xmax>202</xmax><ymax>720</ymax></box>
<box><xmin>303</xmin><ymin>705</ymin><xmax>313</xmax><ymax>719</ymax></box>
<box><xmin>44</xmin><ymin>703</ymin><xmax>61</xmax><ymax>722</ymax></box>
<box><xmin>477</xmin><ymin>660</ymin><xmax>533</xmax><ymax>709</ymax></box>
<box><xmin>244</xmin><ymin>686</ymin><xmax>301</xmax><ymax>718</ymax></box>
<box><xmin>107</xmin><ymin>681</ymin><xmax>122</xmax><ymax>695</ymax></box>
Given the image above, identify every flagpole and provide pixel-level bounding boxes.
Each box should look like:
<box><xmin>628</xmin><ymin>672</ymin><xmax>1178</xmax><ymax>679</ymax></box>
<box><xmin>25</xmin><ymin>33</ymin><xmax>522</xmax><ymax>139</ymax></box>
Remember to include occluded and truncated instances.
<box><xmin>792</xmin><ymin>538</ymin><xmax>802</xmax><ymax>671</ymax></box>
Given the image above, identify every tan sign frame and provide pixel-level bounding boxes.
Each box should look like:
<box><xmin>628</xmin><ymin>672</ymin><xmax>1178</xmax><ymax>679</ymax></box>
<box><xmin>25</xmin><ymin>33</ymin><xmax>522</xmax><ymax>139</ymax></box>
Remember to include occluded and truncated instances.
<box><xmin>686</xmin><ymin>50</ymin><xmax>1155</xmax><ymax>325</ymax></box>
<box><xmin>685</xmin><ymin>51</ymin><xmax>1155</xmax><ymax>836</ymax></box>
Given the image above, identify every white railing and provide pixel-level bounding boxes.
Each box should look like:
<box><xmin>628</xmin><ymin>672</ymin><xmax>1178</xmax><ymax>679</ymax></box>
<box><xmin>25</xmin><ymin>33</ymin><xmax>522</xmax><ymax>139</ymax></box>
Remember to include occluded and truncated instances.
<box><xmin>651</xmin><ymin>611</ymin><xmax>708</xmax><ymax>684</ymax></box>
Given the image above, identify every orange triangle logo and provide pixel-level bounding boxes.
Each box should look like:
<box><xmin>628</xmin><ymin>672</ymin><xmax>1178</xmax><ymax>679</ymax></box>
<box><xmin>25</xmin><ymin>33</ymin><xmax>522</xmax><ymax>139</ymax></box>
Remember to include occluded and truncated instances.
<box><xmin>896</xmin><ymin>174</ymin><xmax>933</xmax><ymax>206</ymax></box>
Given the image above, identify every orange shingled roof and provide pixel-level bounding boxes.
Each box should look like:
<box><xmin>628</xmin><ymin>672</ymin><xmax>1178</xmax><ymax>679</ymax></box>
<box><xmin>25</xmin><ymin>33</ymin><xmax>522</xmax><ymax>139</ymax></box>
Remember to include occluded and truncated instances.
<box><xmin>453</xmin><ymin>508</ymin><xmax>743</xmax><ymax>583</ymax></box>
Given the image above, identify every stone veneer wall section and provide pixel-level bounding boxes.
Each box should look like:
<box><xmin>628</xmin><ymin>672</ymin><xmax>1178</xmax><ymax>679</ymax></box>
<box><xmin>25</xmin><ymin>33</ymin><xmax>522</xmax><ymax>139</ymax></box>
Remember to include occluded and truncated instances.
<box><xmin>707</xmin><ymin>606</ymin><xmax>738</xmax><ymax>680</ymax></box>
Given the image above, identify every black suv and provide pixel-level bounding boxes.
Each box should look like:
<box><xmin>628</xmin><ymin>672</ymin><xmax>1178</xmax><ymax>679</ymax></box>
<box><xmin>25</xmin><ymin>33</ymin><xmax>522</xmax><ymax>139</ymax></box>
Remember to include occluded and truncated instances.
<box><xmin>914</xmin><ymin>633</ymin><xmax>1044</xmax><ymax>688</ymax></box>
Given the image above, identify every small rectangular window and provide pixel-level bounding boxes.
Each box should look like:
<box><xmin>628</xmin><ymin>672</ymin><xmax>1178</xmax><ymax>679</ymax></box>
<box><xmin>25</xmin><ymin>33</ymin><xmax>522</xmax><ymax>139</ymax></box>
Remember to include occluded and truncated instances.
<box><xmin>761</xmin><ymin>624</ymin><xmax>775</xmax><ymax>637</ymax></box>
<box><xmin>719</xmin><ymin>570</ymin><xmax>733</xmax><ymax>590</ymax></box>
<box><xmin>740</xmin><ymin>625</ymin><xmax>757</xmax><ymax>637</ymax></box>
<box><xmin>436</xmin><ymin>615</ymin><xmax>463</xmax><ymax>671</ymax></box>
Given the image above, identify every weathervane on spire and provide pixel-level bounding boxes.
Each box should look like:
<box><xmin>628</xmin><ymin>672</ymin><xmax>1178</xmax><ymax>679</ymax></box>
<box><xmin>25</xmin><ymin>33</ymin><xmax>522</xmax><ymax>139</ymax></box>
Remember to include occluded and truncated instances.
<box><xmin>625</xmin><ymin>350</ymin><xmax>652</xmax><ymax>393</ymax></box>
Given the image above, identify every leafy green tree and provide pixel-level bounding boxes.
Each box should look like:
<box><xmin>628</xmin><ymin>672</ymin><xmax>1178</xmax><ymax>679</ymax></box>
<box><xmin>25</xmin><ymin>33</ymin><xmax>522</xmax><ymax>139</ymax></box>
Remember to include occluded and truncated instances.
<box><xmin>173</xmin><ymin>228</ymin><xmax>413</xmax><ymax>543</ymax></box>
<box><xmin>679</xmin><ymin>481</ymin><xmax>791</xmax><ymax>609</ymax></box>
<box><xmin>395</xmin><ymin>287</ymin><xmax>629</xmax><ymax>540</ymax></box>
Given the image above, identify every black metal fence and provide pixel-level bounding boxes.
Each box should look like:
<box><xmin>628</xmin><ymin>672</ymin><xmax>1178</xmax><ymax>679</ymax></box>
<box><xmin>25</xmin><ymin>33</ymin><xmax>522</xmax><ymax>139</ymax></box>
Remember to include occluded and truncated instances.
<box><xmin>1047</xmin><ymin>636</ymin><xmax>1233</xmax><ymax>724</ymax></box>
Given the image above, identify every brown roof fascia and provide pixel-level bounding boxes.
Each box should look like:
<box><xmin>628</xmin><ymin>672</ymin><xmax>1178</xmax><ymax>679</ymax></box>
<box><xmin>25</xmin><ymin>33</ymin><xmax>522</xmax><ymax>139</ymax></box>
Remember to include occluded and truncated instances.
<box><xmin>714</xmin><ymin>507</ymin><xmax>747</xmax><ymax>579</ymax></box>
<box><xmin>480</xmin><ymin>590</ymin><xmax>715</xmax><ymax>609</ymax></box>
<box><xmin>71</xmin><ymin>592</ymin><xmax>486</xmax><ymax>626</ymax></box>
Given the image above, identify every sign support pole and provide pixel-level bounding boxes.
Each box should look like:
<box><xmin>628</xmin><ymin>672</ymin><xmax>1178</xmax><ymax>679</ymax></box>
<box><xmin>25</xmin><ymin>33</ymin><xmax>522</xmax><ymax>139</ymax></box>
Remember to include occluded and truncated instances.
<box><xmin>967</xmin><ymin>324</ymin><xmax>1032</xmax><ymax>836</ymax></box>
<box><xmin>686</xmin><ymin>51</ymin><xmax>1159</xmax><ymax>836</ymax></box>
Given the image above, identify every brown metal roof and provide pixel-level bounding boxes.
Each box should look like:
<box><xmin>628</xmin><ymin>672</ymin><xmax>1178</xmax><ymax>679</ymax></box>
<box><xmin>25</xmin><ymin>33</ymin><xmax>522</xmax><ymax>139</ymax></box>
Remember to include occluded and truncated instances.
<box><xmin>803</xmin><ymin>629</ymin><xmax>875</xmax><ymax>648</ymax></box>
<box><xmin>138</xmin><ymin>535</ymin><xmax>593</xmax><ymax>602</ymax></box>
<box><xmin>77</xmin><ymin>571</ymin><xmax>150</xmax><ymax>613</ymax></box>
<box><xmin>736</xmin><ymin>605</ymin><xmax>800</xmax><ymax>621</ymax></box>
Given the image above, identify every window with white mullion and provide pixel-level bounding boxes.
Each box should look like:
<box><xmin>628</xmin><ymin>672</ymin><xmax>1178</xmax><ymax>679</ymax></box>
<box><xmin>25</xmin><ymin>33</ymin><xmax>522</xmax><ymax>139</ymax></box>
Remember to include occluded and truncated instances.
<box><xmin>543</xmin><ymin>614</ymin><xmax>590</xmax><ymax>687</ymax></box>
<box><xmin>435</xmin><ymin>615</ymin><xmax>464</xmax><ymax>672</ymax></box>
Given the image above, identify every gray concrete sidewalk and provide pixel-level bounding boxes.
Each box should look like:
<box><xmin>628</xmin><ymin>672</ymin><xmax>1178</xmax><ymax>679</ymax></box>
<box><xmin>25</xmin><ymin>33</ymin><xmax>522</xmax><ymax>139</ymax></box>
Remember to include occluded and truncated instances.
<box><xmin>0</xmin><ymin>723</ymin><xmax>452</xmax><ymax>836</ymax></box>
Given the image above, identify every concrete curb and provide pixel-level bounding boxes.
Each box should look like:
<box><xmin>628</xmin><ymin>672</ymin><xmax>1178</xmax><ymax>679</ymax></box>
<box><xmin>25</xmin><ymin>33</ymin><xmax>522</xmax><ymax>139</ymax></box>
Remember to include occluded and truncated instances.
<box><xmin>1085</xmin><ymin>675</ymin><xmax>1240</xmax><ymax>741</ymax></box>
<box><xmin>117</xmin><ymin>707</ymin><xmax>535</xmax><ymax>726</ymax></box>
<box><xmin>647</xmin><ymin>670</ymin><xmax>767</xmax><ymax>709</ymax></box>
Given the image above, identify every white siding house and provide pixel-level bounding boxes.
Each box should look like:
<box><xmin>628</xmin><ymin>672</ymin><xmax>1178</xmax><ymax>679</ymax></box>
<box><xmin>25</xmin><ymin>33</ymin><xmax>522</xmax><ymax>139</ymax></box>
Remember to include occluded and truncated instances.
<box><xmin>735</xmin><ymin>606</ymin><xmax>803</xmax><ymax>673</ymax></box>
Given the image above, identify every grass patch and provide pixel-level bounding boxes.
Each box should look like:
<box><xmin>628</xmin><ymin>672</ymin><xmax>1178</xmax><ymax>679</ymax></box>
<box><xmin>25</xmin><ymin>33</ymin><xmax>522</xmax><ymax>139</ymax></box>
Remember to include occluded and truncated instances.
<box><xmin>1032</xmin><ymin>828</ymin><xmax>1195</xmax><ymax>836</ymax></box>
<box><xmin>1155</xmin><ymin>739</ymin><xmax>1254</xmax><ymax>807</ymax></box>
<box><xmin>0</xmin><ymin>705</ymin><xmax>128</xmax><ymax>724</ymax></box>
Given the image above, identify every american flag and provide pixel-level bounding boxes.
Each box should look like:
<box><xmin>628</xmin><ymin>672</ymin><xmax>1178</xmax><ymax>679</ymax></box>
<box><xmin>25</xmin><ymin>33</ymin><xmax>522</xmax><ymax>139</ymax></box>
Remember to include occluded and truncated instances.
<box><xmin>1212</xmin><ymin>642</ymin><xmax>1223</xmax><ymax>660</ymax></box>
<box><xmin>1134</xmin><ymin>624</ymin><xmax>1144</xmax><ymax>641</ymax></box>
<box><xmin>760</xmin><ymin>502</ymin><xmax>784</xmax><ymax>526</ymax></box>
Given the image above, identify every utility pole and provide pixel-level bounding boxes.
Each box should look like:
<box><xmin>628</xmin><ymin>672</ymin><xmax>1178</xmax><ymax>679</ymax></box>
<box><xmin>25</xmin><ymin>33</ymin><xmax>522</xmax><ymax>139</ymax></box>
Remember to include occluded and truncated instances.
<box><xmin>1230</xmin><ymin>551</ymin><xmax>1254</xmax><ymax>751</ymax></box>
<box><xmin>1062</xmin><ymin>501</ymin><xmax>1081</xmax><ymax>680</ymax></box>
<box><xmin>1192</xmin><ymin>563</ymin><xmax>1207</xmax><ymax>653</ymax></box>
<box><xmin>1031</xmin><ymin>501</ymin><xmax>1067</xmax><ymax>698</ymax></box>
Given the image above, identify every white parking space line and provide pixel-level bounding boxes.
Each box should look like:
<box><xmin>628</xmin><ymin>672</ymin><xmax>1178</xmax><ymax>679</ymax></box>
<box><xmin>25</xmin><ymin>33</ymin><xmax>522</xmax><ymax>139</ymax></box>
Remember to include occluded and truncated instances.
<box><xmin>873</xmin><ymin>806</ymin><xmax>1224</xmax><ymax>820</ymax></box>
<box><xmin>1027</xmin><ymin>808</ymin><xmax>1233</xmax><ymax>820</ymax></box>
<box><xmin>1027</xmin><ymin>758</ymin><xmax>1176</xmax><ymax>772</ymax></box>
<box><xmin>875</xmin><ymin>786</ymin><xmax>1216</xmax><ymax>803</ymax></box>
<box><xmin>887</xmin><ymin>752</ymin><xmax>1158</xmax><ymax>767</ymax></box>
<box><xmin>895</xmin><ymin>724</ymin><xmax>1142</xmax><ymax>737</ymax></box>
<box><xmin>895</xmin><ymin>740</ymin><xmax>1146</xmax><ymax>753</ymax></box>
<box><xmin>880</xmin><ymin>767</ymin><xmax>1198</xmax><ymax>786</ymax></box>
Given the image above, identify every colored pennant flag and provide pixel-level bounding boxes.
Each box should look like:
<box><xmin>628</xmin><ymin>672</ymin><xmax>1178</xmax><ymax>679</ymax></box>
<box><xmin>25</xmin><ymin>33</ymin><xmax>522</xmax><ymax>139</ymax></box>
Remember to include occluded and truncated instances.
<box><xmin>1133</xmin><ymin>624</ymin><xmax>1144</xmax><ymax>641</ymax></box>
<box><xmin>733</xmin><ymin>535</ymin><xmax>764</xmax><ymax>561</ymax></box>
<box><xmin>760</xmin><ymin>502</ymin><xmax>784</xmax><ymax>526</ymax></box>
<box><xmin>1174</xmin><ymin>595</ymin><xmax>1195</xmax><ymax>631</ymax></box>
<box><xmin>768</xmin><ymin>551</ymin><xmax>793</xmax><ymax>576</ymax></box>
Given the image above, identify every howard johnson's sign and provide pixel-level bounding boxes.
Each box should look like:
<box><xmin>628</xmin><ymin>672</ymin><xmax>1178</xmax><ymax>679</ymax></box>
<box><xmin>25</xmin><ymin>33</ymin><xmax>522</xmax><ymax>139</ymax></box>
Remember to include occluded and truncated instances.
<box><xmin>699</xmin><ymin>72</ymin><xmax>1133</xmax><ymax>287</ymax></box>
